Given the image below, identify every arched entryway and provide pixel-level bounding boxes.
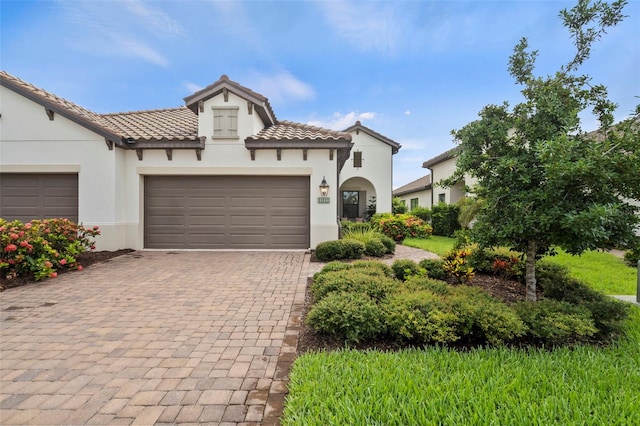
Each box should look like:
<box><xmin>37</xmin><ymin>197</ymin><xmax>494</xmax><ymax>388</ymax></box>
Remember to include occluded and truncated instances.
<box><xmin>339</xmin><ymin>177</ymin><xmax>376</xmax><ymax>221</ymax></box>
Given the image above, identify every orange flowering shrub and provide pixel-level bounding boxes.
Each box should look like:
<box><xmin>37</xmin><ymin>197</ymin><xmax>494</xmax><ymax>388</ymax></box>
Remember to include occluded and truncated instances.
<box><xmin>371</xmin><ymin>213</ymin><xmax>433</xmax><ymax>242</ymax></box>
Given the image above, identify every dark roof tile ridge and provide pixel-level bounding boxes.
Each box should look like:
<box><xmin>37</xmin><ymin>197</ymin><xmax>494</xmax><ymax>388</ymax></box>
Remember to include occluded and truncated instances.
<box><xmin>101</xmin><ymin>106</ymin><xmax>192</xmax><ymax>116</ymax></box>
<box><xmin>276</xmin><ymin>120</ymin><xmax>351</xmax><ymax>136</ymax></box>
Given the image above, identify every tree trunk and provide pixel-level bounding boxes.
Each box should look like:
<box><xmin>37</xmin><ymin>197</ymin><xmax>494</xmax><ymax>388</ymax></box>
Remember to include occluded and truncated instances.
<box><xmin>525</xmin><ymin>241</ymin><xmax>537</xmax><ymax>302</ymax></box>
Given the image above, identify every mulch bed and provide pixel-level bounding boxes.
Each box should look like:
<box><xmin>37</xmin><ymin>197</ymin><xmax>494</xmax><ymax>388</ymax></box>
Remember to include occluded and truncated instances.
<box><xmin>297</xmin><ymin>264</ymin><xmax>542</xmax><ymax>354</ymax></box>
<box><xmin>0</xmin><ymin>249</ymin><xmax>133</xmax><ymax>292</ymax></box>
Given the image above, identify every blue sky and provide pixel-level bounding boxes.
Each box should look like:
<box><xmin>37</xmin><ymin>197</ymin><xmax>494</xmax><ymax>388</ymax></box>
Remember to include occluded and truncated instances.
<box><xmin>2</xmin><ymin>0</ymin><xmax>638</xmax><ymax>187</ymax></box>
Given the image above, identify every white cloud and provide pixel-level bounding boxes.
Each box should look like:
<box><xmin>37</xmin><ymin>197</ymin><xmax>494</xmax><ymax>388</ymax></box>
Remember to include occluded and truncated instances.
<box><xmin>307</xmin><ymin>111</ymin><xmax>377</xmax><ymax>131</ymax></box>
<box><xmin>320</xmin><ymin>1</ymin><xmax>403</xmax><ymax>55</ymax></box>
<box><xmin>113</xmin><ymin>36</ymin><xmax>168</xmax><ymax>66</ymax></box>
<box><xmin>247</xmin><ymin>71</ymin><xmax>316</xmax><ymax>104</ymax></box>
<box><xmin>123</xmin><ymin>0</ymin><xmax>186</xmax><ymax>37</ymax></box>
<box><xmin>405</xmin><ymin>110</ymin><xmax>411</xmax><ymax>115</ymax></box>
<box><xmin>57</xmin><ymin>0</ymin><xmax>182</xmax><ymax>67</ymax></box>
<box><xmin>183</xmin><ymin>82</ymin><xmax>204</xmax><ymax>94</ymax></box>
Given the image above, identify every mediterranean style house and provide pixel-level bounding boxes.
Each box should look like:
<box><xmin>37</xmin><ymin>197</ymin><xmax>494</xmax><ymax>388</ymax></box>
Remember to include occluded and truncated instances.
<box><xmin>394</xmin><ymin>147</ymin><xmax>474</xmax><ymax>209</ymax></box>
<box><xmin>0</xmin><ymin>71</ymin><xmax>400</xmax><ymax>251</ymax></box>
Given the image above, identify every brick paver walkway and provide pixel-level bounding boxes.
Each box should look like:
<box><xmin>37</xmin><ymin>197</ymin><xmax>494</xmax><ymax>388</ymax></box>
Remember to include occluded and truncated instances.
<box><xmin>0</xmin><ymin>251</ymin><xmax>309</xmax><ymax>425</ymax></box>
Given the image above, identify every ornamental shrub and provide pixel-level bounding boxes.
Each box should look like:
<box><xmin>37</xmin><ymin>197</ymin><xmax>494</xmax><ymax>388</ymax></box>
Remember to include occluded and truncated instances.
<box><xmin>410</xmin><ymin>206</ymin><xmax>431</xmax><ymax>222</ymax></box>
<box><xmin>443</xmin><ymin>248</ymin><xmax>475</xmax><ymax>283</ymax></box>
<box><xmin>342</xmin><ymin>229</ymin><xmax>394</xmax><ymax>257</ymax></box>
<box><xmin>514</xmin><ymin>299</ymin><xmax>598</xmax><ymax>345</ymax></box>
<box><xmin>314</xmin><ymin>239</ymin><xmax>365</xmax><ymax>261</ymax></box>
<box><xmin>537</xmin><ymin>267</ymin><xmax>629</xmax><ymax>337</ymax></box>
<box><xmin>364</xmin><ymin>239</ymin><xmax>387</xmax><ymax>257</ymax></box>
<box><xmin>431</xmin><ymin>202</ymin><xmax>461</xmax><ymax>237</ymax></box>
<box><xmin>418</xmin><ymin>259</ymin><xmax>448</xmax><ymax>281</ymax></box>
<box><xmin>371</xmin><ymin>213</ymin><xmax>432</xmax><ymax>242</ymax></box>
<box><xmin>306</xmin><ymin>292</ymin><xmax>386</xmax><ymax>343</ymax></box>
<box><xmin>377</xmin><ymin>234</ymin><xmax>396</xmax><ymax>254</ymax></box>
<box><xmin>624</xmin><ymin>246</ymin><xmax>639</xmax><ymax>267</ymax></box>
<box><xmin>0</xmin><ymin>218</ymin><xmax>100</xmax><ymax>281</ymax></box>
<box><xmin>448</xmin><ymin>286</ymin><xmax>527</xmax><ymax>345</ymax></box>
<box><xmin>310</xmin><ymin>269</ymin><xmax>398</xmax><ymax>302</ymax></box>
<box><xmin>391</xmin><ymin>259</ymin><xmax>421</xmax><ymax>281</ymax></box>
<box><xmin>403</xmin><ymin>276</ymin><xmax>451</xmax><ymax>295</ymax></box>
<box><xmin>384</xmin><ymin>291</ymin><xmax>459</xmax><ymax>344</ymax></box>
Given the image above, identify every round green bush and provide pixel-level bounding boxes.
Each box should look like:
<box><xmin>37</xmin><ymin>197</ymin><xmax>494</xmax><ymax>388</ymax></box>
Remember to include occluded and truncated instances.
<box><xmin>310</xmin><ymin>269</ymin><xmax>399</xmax><ymax>302</ymax></box>
<box><xmin>418</xmin><ymin>259</ymin><xmax>448</xmax><ymax>281</ymax></box>
<box><xmin>391</xmin><ymin>259</ymin><xmax>420</xmax><ymax>281</ymax></box>
<box><xmin>384</xmin><ymin>291</ymin><xmax>459</xmax><ymax>344</ymax></box>
<box><xmin>350</xmin><ymin>260</ymin><xmax>394</xmax><ymax>277</ymax></box>
<box><xmin>306</xmin><ymin>292</ymin><xmax>385</xmax><ymax>343</ymax></box>
<box><xmin>378</xmin><ymin>234</ymin><xmax>396</xmax><ymax>254</ymax></box>
<box><xmin>364</xmin><ymin>238</ymin><xmax>387</xmax><ymax>257</ymax></box>
<box><xmin>514</xmin><ymin>299</ymin><xmax>598</xmax><ymax>344</ymax></box>
<box><xmin>403</xmin><ymin>276</ymin><xmax>451</xmax><ymax>295</ymax></box>
<box><xmin>341</xmin><ymin>239</ymin><xmax>366</xmax><ymax>259</ymax></box>
<box><xmin>448</xmin><ymin>286</ymin><xmax>527</xmax><ymax>345</ymax></box>
<box><xmin>314</xmin><ymin>239</ymin><xmax>365</xmax><ymax>261</ymax></box>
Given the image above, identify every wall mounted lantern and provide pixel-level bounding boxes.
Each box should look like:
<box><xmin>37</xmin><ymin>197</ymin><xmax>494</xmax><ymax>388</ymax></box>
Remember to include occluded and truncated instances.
<box><xmin>318</xmin><ymin>177</ymin><xmax>330</xmax><ymax>204</ymax></box>
<box><xmin>319</xmin><ymin>177</ymin><xmax>329</xmax><ymax>197</ymax></box>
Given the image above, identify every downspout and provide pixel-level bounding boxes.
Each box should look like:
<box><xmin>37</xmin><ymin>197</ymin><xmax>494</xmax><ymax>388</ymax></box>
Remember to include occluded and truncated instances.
<box><xmin>336</xmin><ymin>160</ymin><xmax>341</xmax><ymax>238</ymax></box>
<box><xmin>428</xmin><ymin>166</ymin><xmax>434</xmax><ymax>208</ymax></box>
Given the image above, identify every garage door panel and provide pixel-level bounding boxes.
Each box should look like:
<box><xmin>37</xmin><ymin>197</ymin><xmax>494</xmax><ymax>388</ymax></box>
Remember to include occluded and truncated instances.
<box><xmin>1</xmin><ymin>174</ymin><xmax>78</xmax><ymax>222</ymax></box>
<box><xmin>145</xmin><ymin>175</ymin><xmax>309</xmax><ymax>249</ymax></box>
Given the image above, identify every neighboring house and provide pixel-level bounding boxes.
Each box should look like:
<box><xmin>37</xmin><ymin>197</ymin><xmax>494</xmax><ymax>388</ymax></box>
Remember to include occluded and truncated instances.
<box><xmin>422</xmin><ymin>146</ymin><xmax>473</xmax><ymax>205</ymax></box>
<box><xmin>392</xmin><ymin>175</ymin><xmax>431</xmax><ymax>210</ymax></box>
<box><xmin>0</xmin><ymin>72</ymin><xmax>400</xmax><ymax>250</ymax></box>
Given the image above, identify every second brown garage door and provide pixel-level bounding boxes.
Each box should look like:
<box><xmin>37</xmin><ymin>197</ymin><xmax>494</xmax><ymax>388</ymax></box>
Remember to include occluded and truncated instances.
<box><xmin>144</xmin><ymin>175</ymin><xmax>310</xmax><ymax>249</ymax></box>
<box><xmin>0</xmin><ymin>173</ymin><xmax>78</xmax><ymax>222</ymax></box>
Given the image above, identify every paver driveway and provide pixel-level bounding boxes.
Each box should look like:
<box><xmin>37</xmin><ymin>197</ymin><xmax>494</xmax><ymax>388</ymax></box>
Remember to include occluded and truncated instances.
<box><xmin>0</xmin><ymin>251</ymin><xmax>310</xmax><ymax>425</ymax></box>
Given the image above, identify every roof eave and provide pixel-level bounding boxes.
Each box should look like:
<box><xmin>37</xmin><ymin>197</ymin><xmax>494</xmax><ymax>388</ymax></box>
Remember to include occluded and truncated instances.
<box><xmin>184</xmin><ymin>78</ymin><xmax>277</xmax><ymax>126</ymax></box>
<box><xmin>1</xmin><ymin>77</ymin><xmax>125</xmax><ymax>147</ymax></box>
<box><xmin>343</xmin><ymin>122</ymin><xmax>401</xmax><ymax>154</ymax></box>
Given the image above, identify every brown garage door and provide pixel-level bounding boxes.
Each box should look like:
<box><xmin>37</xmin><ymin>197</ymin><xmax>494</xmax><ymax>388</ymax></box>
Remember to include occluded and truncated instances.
<box><xmin>0</xmin><ymin>173</ymin><xmax>78</xmax><ymax>222</ymax></box>
<box><xmin>144</xmin><ymin>175</ymin><xmax>310</xmax><ymax>249</ymax></box>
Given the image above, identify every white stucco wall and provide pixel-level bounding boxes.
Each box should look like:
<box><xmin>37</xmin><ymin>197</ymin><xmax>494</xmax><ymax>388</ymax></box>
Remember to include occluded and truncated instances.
<box><xmin>0</xmin><ymin>85</ymin><xmax>125</xmax><ymax>250</ymax></box>
<box><xmin>396</xmin><ymin>189</ymin><xmax>432</xmax><ymax>210</ymax></box>
<box><xmin>340</xmin><ymin>130</ymin><xmax>395</xmax><ymax>214</ymax></box>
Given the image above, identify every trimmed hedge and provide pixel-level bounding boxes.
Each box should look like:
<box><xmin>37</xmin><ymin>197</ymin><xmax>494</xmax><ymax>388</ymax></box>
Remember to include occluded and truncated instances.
<box><xmin>306</xmin><ymin>292</ymin><xmax>386</xmax><ymax>343</ymax></box>
<box><xmin>314</xmin><ymin>239</ymin><xmax>365</xmax><ymax>261</ymax></box>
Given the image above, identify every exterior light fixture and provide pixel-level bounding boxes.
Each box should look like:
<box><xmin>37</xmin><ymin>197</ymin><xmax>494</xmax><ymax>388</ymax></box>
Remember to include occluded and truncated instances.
<box><xmin>319</xmin><ymin>177</ymin><xmax>329</xmax><ymax>197</ymax></box>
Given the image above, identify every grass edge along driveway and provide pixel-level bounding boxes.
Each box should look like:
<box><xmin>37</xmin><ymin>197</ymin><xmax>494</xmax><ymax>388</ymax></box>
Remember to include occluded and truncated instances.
<box><xmin>283</xmin><ymin>306</ymin><xmax>640</xmax><ymax>426</ymax></box>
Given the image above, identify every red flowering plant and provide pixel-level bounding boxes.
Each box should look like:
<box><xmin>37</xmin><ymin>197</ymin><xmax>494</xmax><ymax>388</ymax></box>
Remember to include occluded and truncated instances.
<box><xmin>0</xmin><ymin>218</ymin><xmax>100</xmax><ymax>281</ymax></box>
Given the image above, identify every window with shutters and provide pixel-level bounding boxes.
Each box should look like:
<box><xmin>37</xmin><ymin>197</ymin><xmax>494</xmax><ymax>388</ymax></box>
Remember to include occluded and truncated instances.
<box><xmin>213</xmin><ymin>107</ymin><xmax>239</xmax><ymax>138</ymax></box>
<box><xmin>353</xmin><ymin>151</ymin><xmax>363</xmax><ymax>168</ymax></box>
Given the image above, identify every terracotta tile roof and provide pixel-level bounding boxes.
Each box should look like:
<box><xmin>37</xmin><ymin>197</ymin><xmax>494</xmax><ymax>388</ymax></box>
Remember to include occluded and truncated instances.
<box><xmin>101</xmin><ymin>108</ymin><xmax>198</xmax><ymax>141</ymax></box>
<box><xmin>247</xmin><ymin>120</ymin><xmax>352</xmax><ymax>142</ymax></box>
<box><xmin>0</xmin><ymin>70</ymin><xmax>121</xmax><ymax>140</ymax></box>
<box><xmin>393</xmin><ymin>175</ymin><xmax>432</xmax><ymax>196</ymax></box>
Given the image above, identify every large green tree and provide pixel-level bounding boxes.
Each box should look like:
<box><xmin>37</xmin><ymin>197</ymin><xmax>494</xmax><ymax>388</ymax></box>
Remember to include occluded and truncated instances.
<box><xmin>447</xmin><ymin>0</ymin><xmax>639</xmax><ymax>301</ymax></box>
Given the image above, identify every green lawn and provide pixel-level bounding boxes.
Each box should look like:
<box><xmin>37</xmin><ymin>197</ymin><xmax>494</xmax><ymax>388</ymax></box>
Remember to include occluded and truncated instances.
<box><xmin>404</xmin><ymin>236</ymin><xmax>455</xmax><ymax>256</ymax></box>
<box><xmin>403</xmin><ymin>236</ymin><xmax>637</xmax><ymax>295</ymax></box>
<box><xmin>283</xmin><ymin>306</ymin><xmax>640</xmax><ymax>425</ymax></box>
